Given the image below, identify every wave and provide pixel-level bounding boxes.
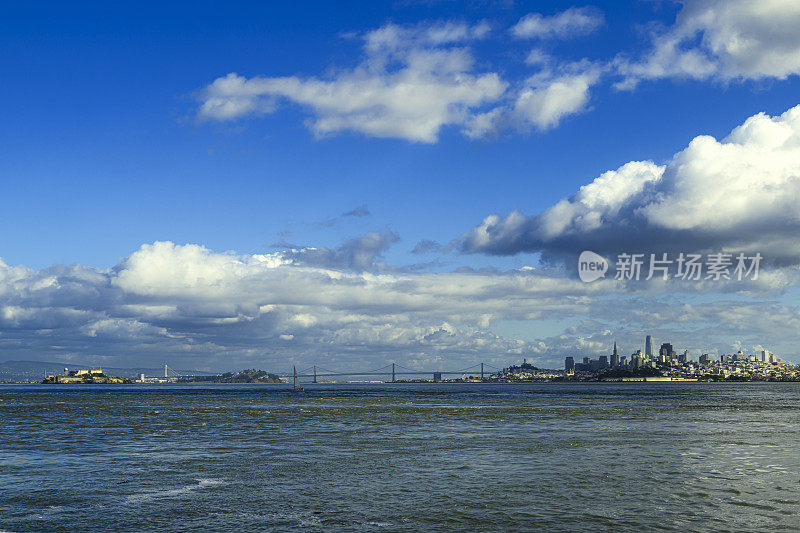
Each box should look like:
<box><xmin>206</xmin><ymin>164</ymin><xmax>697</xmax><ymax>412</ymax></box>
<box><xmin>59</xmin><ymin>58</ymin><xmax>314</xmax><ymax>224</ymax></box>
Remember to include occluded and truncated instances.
<box><xmin>125</xmin><ymin>478</ymin><xmax>223</xmax><ymax>504</ymax></box>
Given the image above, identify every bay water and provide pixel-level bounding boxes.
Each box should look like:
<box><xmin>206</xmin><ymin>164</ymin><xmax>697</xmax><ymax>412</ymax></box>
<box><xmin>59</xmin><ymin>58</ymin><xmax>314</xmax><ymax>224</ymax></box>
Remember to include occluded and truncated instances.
<box><xmin>1</xmin><ymin>382</ymin><xmax>798</xmax><ymax>531</ymax></box>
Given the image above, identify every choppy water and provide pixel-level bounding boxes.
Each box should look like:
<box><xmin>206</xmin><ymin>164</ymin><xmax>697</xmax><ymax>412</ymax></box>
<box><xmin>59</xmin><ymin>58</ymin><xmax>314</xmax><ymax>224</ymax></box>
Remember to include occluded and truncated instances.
<box><xmin>1</xmin><ymin>382</ymin><xmax>798</xmax><ymax>532</ymax></box>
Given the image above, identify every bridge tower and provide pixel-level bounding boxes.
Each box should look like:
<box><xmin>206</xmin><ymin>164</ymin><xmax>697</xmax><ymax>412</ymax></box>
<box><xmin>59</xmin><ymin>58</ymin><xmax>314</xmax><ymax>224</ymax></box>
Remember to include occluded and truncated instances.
<box><xmin>391</xmin><ymin>362</ymin><xmax>395</xmax><ymax>383</ymax></box>
<box><xmin>313</xmin><ymin>365</ymin><xmax>317</xmax><ymax>384</ymax></box>
<box><xmin>481</xmin><ymin>362</ymin><xmax>484</xmax><ymax>380</ymax></box>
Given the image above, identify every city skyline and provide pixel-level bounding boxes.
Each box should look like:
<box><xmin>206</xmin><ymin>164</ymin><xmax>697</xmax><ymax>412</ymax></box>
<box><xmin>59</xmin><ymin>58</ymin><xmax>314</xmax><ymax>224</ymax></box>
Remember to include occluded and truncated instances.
<box><xmin>568</xmin><ymin>334</ymin><xmax>782</xmax><ymax>370</ymax></box>
<box><xmin>4</xmin><ymin>1</ymin><xmax>800</xmax><ymax>371</ymax></box>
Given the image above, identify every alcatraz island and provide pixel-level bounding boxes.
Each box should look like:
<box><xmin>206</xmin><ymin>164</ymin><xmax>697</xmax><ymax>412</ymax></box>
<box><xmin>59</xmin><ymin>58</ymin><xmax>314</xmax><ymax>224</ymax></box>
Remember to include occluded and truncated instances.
<box><xmin>43</xmin><ymin>368</ymin><xmax>131</xmax><ymax>384</ymax></box>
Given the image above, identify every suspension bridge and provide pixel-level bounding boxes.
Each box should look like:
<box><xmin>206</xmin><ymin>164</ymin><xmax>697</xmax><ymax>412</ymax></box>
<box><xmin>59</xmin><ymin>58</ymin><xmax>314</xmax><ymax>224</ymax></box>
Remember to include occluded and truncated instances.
<box><xmin>150</xmin><ymin>361</ymin><xmax>508</xmax><ymax>384</ymax></box>
<box><xmin>278</xmin><ymin>362</ymin><xmax>504</xmax><ymax>384</ymax></box>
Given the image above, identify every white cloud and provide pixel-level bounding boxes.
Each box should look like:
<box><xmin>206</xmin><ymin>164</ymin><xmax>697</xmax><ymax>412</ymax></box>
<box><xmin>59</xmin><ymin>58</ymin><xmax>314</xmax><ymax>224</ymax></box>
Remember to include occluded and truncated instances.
<box><xmin>461</xmin><ymin>104</ymin><xmax>800</xmax><ymax>268</ymax></box>
<box><xmin>363</xmin><ymin>21</ymin><xmax>491</xmax><ymax>53</ymax></box>
<box><xmin>2</xmin><ymin>239</ymin><xmax>799</xmax><ymax>369</ymax></box>
<box><xmin>198</xmin><ymin>22</ymin><xmax>507</xmax><ymax>143</ymax></box>
<box><xmin>462</xmin><ymin>60</ymin><xmax>605</xmax><ymax>136</ymax></box>
<box><xmin>511</xmin><ymin>7</ymin><xmax>604</xmax><ymax>40</ymax></box>
<box><xmin>514</xmin><ymin>62</ymin><xmax>602</xmax><ymax>130</ymax></box>
<box><xmin>525</xmin><ymin>48</ymin><xmax>552</xmax><ymax>66</ymax></box>
<box><xmin>0</xmin><ymin>241</ymin><xmax>601</xmax><ymax>370</ymax></box>
<box><xmin>616</xmin><ymin>0</ymin><xmax>800</xmax><ymax>88</ymax></box>
<box><xmin>197</xmin><ymin>18</ymin><xmax>608</xmax><ymax>141</ymax></box>
<box><xmin>197</xmin><ymin>4</ymin><xmax>800</xmax><ymax>140</ymax></box>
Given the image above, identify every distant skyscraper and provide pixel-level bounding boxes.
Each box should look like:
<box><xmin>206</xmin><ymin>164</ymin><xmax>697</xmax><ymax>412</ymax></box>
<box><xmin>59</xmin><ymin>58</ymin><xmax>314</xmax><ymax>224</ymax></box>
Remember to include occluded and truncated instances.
<box><xmin>599</xmin><ymin>355</ymin><xmax>609</xmax><ymax>368</ymax></box>
<box><xmin>565</xmin><ymin>357</ymin><xmax>574</xmax><ymax>372</ymax></box>
<box><xmin>611</xmin><ymin>342</ymin><xmax>619</xmax><ymax>367</ymax></box>
<box><xmin>660</xmin><ymin>342</ymin><xmax>675</xmax><ymax>359</ymax></box>
<box><xmin>645</xmin><ymin>335</ymin><xmax>653</xmax><ymax>357</ymax></box>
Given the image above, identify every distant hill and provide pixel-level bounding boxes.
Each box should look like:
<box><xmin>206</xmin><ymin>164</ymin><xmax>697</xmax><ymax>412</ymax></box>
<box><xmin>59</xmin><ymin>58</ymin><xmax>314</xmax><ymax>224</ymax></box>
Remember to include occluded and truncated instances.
<box><xmin>182</xmin><ymin>369</ymin><xmax>283</xmax><ymax>383</ymax></box>
<box><xmin>0</xmin><ymin>360</ymin><xmax>215</xmax><ymax>383</ymax></box>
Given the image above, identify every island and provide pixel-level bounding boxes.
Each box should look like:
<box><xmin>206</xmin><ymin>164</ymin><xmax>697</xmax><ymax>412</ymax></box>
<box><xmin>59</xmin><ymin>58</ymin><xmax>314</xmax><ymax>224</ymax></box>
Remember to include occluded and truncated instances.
<box><xmin>43</xmin><ymin>369</ymin><xmax>131</xmax><ymax>384</ymax></box>
<box><xmin>178</xmin><ymin>369</ymin><xmax>283</xmax><ymax>383</ymax></box>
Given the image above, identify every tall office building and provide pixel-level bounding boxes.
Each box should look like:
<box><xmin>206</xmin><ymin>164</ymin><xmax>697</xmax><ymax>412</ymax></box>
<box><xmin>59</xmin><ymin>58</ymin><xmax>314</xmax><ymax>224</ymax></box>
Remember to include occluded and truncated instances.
<box><xmin>611</xmin><ymin>342</ymin><xmax>619</xmax><ymax>367</ymax></box>
<box><xmin>565</xmin><ymin>356</ymin><xmax>574</xmax><ymax>372</ymax></box>
<box><xmin>645</xmin><ymin>335</ymin><xmax>653</xmax><ymax>357</ymax></box>
<box><xmin>660</xmin><ymin>342</ymin><xmax>675</xmax><ymax>359</ymax></box>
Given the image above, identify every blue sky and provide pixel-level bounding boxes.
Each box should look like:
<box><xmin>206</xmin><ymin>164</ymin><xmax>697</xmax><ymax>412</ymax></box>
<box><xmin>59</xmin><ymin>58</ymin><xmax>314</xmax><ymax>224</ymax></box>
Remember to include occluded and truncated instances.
<box><xmin>3</xmin><ymin>1</ymin><xmax>800</xmax><ymax>370</ymax></box>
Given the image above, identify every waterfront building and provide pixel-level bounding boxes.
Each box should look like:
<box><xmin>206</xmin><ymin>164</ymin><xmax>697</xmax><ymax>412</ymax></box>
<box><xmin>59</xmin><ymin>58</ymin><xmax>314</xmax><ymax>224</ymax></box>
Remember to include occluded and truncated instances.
<box><xmin>565</xmin><ymin>357</ymin><xmax>574</xmax><ymax>372</ymax></box>
<box><xmin>599</xmin><ymin>355</ymin><xmax>609</xmax><ymax>368</ymax></box>
<box><xmin>645</xmin><ymin>335</ymin><xmax>653</xmax><ymax>357</ymax></box>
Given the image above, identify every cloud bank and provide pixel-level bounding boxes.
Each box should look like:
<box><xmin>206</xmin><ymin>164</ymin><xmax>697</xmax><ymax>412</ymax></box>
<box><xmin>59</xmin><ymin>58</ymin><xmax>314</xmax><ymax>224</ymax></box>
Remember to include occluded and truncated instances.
<box><xmin>2</xmin><ymin>236</ymin><xmax>798</xmax><ymax>371</ymax></box>
<box><xmin>0</xmin><ymin>241</ymin><xmax>599</xmax><ymax>371</ymax></box>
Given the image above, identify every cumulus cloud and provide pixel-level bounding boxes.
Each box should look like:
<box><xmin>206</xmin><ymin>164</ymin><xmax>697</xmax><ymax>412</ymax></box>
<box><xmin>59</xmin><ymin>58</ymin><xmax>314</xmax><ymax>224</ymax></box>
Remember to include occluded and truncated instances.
<box><xmin>463</xmin><ymin>60</ymin><xmax>605</xmax><ymax>136</ymax></box>
<box><xmin>460</xmin><ymin>104</ymin><xmax>800</xmax><ymax>267</ymax></box>
<box><xmin>513</xmin><ymin>61</ymin><xmax>602</xmax><ymax>130</ymax></box>
<box><xmin>197</xmin><ymin>17</ymin><xmax>610</xmax><ymax>140</ymax></box>
<box><xmin>615</xmin><ymin>0</ymin><xmax>800</xmax><ymax>88</ymax></box>
<box><xmin>0</xmin><ymin>241</ymin><xmax>602</xmax><ymax>370</ymax></box>
<box><xmin>511</xmin><ymin>7</ymin><xmax>604</xmax><ymax>40</ymax></box>
<box><xmin>198</xmin><ymin>21</ymin><xmax>506</xmax><ymax>143</ymax></box>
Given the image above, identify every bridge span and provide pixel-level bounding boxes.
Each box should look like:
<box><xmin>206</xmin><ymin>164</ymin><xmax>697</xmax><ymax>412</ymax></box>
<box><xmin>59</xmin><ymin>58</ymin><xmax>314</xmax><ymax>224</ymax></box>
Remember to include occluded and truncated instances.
<box><xmin>279</xmin><ymin>362</ymin><xmax>503</xmax><ymax>383</ymax></box>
